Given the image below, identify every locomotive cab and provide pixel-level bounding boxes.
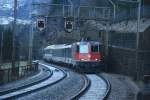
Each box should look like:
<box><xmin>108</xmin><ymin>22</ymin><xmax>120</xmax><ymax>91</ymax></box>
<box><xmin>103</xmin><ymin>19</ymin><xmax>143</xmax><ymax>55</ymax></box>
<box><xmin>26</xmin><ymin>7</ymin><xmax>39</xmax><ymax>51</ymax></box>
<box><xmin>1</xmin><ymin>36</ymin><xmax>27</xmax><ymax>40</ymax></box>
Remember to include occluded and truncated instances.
<box><xmin>73</xmin><ymin>41</ymin><xmax>104</xmax><ymax>71</ymax></box>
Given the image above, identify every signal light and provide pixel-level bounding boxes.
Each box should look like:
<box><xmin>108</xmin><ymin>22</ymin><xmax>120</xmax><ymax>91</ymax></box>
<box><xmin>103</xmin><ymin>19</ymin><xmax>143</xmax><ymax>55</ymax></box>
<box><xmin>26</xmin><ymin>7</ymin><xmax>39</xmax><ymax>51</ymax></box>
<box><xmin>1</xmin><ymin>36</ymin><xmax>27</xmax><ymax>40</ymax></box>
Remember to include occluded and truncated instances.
<box><xmin>37</xmin><ymin>18</ymin><xmax>45</xmax><ymax>31</ymax></box>
<box><xmin>66</xmin><ymin>21</ymin><xmax>73</xmax><ymax>29</ymax></box>
<box><xmin>64</xmin><ymin>17</ymin><xmax>74</xmax><ymax>33</ymax></box>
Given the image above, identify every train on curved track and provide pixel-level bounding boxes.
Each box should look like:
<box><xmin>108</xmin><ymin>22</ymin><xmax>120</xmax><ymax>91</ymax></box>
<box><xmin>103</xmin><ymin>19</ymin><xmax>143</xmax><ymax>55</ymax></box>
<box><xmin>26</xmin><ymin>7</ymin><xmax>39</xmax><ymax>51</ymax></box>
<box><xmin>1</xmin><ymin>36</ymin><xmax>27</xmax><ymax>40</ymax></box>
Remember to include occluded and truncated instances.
<box><xmin>43</xmin><ymin>41</ymin><xmax>104</xmax><ymax>72</ymax></box>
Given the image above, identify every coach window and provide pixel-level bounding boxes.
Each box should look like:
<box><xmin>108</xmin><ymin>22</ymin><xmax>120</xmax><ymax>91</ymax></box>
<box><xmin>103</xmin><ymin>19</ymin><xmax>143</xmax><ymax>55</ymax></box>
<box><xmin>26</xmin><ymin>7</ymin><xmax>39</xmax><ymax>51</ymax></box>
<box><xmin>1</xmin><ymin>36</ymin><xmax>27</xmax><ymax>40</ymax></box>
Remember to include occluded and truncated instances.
<box><xmin>91</xmin><ymin>45</ymin><xmax>98</xmax><ymax>52</ymax></box>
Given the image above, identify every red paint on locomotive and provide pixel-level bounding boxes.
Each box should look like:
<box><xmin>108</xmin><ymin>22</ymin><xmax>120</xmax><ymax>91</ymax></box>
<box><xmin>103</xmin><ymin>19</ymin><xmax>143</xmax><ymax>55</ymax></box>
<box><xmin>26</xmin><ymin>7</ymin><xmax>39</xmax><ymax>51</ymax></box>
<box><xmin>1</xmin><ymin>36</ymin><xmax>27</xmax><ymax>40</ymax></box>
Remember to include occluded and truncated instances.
<box><xmin>75</xmin><ymin>52</ymin><xmax>102</xmax><ymax>61</ymax></box>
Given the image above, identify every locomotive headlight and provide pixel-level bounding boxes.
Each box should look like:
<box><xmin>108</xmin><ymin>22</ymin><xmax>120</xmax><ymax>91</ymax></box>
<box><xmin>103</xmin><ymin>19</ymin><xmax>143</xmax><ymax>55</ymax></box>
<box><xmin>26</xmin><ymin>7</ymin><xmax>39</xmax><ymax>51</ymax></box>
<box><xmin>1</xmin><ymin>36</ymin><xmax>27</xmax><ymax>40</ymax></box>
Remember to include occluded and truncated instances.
<box><xmin>81</xmin><ymin>59</ymin><xmax>84</xmax><ymax>61</ymax></box>
<box><xmin>88</xmin><ymin>55</ymin><xmax>91</xmax><ymax>58</ymax></box>
<box><xmin>95</xmin><ymin>59</ymin><xmax>98</xmax><ymax>61</ymax></box>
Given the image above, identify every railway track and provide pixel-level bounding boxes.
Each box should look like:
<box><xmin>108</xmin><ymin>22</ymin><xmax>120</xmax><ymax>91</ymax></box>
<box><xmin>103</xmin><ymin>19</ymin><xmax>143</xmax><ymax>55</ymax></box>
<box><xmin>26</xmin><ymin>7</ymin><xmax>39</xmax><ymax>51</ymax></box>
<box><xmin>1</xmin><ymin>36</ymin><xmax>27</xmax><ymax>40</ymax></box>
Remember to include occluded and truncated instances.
<box><xmin>0</xmin><ymin>66</ymin><xmax>52</xmax><ymax>96</ymax></box>
<box><xmin>74</xmin><ymin>74</ymin><xmax>111</xmax><ymax>100</ymax></box>
<box><xmin>0</xmin><ymin>63</ymin><xmax>67</xmax><ymax>100</ymax></box>
<box><xmin>70</xmin><ymin>74</ymin><xmax>90</xmax><ymax>99</ymax></box>
<box><xmin>42</xmin><ymin>62</ymin><xmax>110</xmax><ymax>100</ymax></box>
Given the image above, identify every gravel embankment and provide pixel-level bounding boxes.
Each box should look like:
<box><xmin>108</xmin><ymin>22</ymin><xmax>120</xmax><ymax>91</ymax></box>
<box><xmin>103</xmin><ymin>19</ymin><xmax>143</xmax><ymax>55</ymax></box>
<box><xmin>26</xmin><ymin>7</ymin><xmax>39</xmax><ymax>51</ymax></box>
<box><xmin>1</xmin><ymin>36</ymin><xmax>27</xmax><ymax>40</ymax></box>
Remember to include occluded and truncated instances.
<box><xmin>100</xmin><ymin>73</ymin><xmax>140</xmax><ymax>100</ymax></box>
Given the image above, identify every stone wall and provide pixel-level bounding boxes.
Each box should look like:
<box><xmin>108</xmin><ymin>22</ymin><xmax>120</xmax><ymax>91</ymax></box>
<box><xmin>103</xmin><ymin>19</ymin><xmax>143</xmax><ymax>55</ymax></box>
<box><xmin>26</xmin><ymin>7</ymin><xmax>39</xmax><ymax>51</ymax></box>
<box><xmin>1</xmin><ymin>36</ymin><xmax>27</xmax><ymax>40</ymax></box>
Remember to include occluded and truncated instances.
<box><xmin>108</xmin><ymin>47</ymin><xmax>136</xmax><ymax>78</ymax></box>
<box><xmin>108</xmin><ymin>26</ymin><xmax>150</xmax><ymax>80</ymax></box>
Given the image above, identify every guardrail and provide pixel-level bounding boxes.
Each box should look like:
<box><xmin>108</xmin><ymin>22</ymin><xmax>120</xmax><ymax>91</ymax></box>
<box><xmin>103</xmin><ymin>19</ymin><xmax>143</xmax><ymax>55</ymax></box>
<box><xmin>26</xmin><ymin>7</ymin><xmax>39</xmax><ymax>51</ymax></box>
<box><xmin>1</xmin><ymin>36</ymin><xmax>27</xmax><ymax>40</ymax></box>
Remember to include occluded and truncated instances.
<box><xmin>0</xmin><ymin>62</ymin><xmax>38</xmax><ymax>85</ymax></box>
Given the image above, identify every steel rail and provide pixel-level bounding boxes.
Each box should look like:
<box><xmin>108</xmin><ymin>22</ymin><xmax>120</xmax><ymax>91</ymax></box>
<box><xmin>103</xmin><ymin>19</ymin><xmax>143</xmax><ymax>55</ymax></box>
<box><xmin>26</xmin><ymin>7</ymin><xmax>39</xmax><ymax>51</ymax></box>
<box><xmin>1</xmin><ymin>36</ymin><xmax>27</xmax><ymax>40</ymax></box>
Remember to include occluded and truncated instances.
<box><xmin>97</xmin><ymin>74</ymin><xmax>111</xmax><ymax>100</ymax></box>
<box><xmin>73</xmin><ymin>74</ymin><xmax>111</xmax><ymax>100</ymax></box>
<box><xmin>0</xmin><ymin>66</ymin><xmax>52</xmax><ymax>96</ymax></box>
<box><xmin>70</xmin><ymin>75</ymin><xmax>90</xmax><ymax>100</ymax></box>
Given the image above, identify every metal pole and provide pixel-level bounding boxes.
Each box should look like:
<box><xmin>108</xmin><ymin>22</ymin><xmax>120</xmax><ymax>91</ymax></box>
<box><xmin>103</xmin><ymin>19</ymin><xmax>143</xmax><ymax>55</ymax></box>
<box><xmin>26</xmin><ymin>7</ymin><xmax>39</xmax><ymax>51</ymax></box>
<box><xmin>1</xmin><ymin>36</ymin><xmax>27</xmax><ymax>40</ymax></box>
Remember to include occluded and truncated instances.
<box><xmin>136</xmin><ymin>0</ymin><xmax>141</xmax><ymax>80</ymax></box>
<box><xmin>104</xmin><ymin>22</ymin><xmax>109</xmax><ymax>72</ymax></box>
<box><xmin>114</xmin><ymin>5</ymin><xmax>116</xmax><ymax>19</ymax></box>
<box><xmin>108</xmin><ymin>0</ymin><xmax>116</xmax><ymax>20</ymax></box>
<box><xmin>28</xmin><ymin>21</ymin><xmax>34</xmax><ymax>65</ymax></box>
<box><xmin>0</xmin><ymin>32</ymin><xmax>3</xmax><ymax>68</ymax></box>
<box><xmin>28</xmin><ymin>2</ymin><xmax>34</xmax><ymax>65</ymax></box>
<box><xmin>68</xmin><ymin>0</ymin><xmax>73</xmax><ymax>16</ymax></box>
<box><xmin>12</xmin><ymin>0</ymin><xmax>17</xmax><ymax>69</ymax></box>
<box><xmin>106</xmin><ymin>22</ymin><xmax>109</xmax><ymax>58</ymax></box>
<box><xmin>63</xmin><ymin>5</ymin><xmax>64</xmax><ymax>17</ymax></box>
<box><xmin>78</xmin><ymin>6</ymin><xmax>80</xmax><ymax>18</ymax></box>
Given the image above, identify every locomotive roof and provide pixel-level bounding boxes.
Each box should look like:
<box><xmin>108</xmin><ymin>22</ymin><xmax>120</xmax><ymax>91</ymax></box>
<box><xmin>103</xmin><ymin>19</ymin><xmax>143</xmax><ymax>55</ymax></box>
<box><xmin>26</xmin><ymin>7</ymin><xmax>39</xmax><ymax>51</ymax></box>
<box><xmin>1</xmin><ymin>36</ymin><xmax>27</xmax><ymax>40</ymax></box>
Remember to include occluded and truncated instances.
<box><xmin>44</xmin><ymin>44</ymin><xmax>71</xmax><ymax>50</ymax></box>
<box><xmin>74</xmin><ymin>41</ymin><xmax>100</xmax><ymax>45</ymax></box>
<box><xmin>44</xmin><ymin>41</ymin><xmax>100</xmax><ymax>50</ymax></box>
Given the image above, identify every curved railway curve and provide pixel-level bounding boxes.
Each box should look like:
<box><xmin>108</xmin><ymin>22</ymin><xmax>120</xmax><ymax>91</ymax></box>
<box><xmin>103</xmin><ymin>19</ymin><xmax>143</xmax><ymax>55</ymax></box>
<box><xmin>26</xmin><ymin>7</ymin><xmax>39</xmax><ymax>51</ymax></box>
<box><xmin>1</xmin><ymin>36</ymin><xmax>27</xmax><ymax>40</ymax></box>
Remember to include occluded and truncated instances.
<box><xmin>44</xmin><ymin>62</ymin><xmax>110</xmax><ymax>100</ymax></box>
<box><xmin>0</xmin><ymin>62</ymin><xmax>110</xmax><ymax>100</ymax></box>
<box><xmin>0</xmin><ymin>63</ymin><xmax>67</xmax><ymax>100</ymax></box>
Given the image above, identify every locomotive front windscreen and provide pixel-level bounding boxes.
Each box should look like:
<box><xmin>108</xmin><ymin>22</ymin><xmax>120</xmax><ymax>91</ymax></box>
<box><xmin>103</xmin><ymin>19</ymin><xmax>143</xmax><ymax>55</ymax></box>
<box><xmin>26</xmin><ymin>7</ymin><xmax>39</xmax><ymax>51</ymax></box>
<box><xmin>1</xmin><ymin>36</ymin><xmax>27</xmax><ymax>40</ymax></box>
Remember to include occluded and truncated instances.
<box><xmin>79</xmin><ymin>44</ymin><xmax>88</xmax><ymax>53</ymax></box>
<box><xmin>91</xmin><ymin>45</ymin><xmax>99</xmax><ymax>52</ymax></box>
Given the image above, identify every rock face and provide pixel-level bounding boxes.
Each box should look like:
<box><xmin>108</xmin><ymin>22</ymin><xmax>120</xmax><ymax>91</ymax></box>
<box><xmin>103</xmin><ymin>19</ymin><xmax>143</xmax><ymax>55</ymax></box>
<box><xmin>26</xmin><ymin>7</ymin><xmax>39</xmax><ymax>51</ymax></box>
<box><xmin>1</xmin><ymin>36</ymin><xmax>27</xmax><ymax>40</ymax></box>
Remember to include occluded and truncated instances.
<box><xmin>110</xmin><ymin>18</ymin><xmax>150</xmax><ymax>33</ymax></box>
<box><xmin>107</xmin><ymin>22</ymin><xmax>150</xmax><ymax>80</ymax></box>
